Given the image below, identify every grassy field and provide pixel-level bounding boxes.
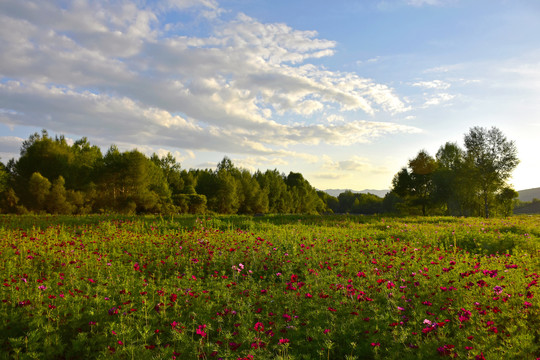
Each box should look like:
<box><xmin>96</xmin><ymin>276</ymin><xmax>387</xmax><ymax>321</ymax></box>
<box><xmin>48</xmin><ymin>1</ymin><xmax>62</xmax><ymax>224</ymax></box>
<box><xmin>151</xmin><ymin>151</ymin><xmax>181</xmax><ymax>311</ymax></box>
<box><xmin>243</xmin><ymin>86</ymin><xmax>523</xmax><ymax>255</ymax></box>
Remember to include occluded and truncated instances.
<box><xmin>1</xmin><ymin>214</ymin><xmax>539</xmax><ymax>359</ymax></box>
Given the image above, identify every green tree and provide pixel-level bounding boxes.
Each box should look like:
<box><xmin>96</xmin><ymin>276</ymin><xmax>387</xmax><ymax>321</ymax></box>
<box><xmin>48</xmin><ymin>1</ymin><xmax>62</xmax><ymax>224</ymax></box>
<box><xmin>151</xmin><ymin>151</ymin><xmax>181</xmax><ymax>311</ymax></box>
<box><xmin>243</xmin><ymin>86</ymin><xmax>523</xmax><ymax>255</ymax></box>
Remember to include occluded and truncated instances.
<box><xmin>496</xmin><ymin>186</ymin><xmax>519</xmax><ymax>217</ymax></box>
<box><xmin>237</xmin><ymin>169</ymin><xmax>268</xmax><ymax>214</ymax></box>
<box><xmin>46</xmin><ymin>176</ymin><xmax>73</xmax><ymax>214</ymax></box>
<box><xmin>151</xmin><ymin>153</ymin><xmax>184</xmax><ymax>195</ymax></box>
<box><xmin>433</xmin><ymin>142</ymin><xmax>467</xmax><ymax>215</ymax></box>
<box><xmin>391</xmin><ymin>150</ymin><xmax>437</xmax><ymax>216</ymax></box>
<box><xmin>255</xmin><ymin>170</ymin><xmax>291</xmax><ymax>213</ymax></box>
<box><xmin>71</xmin><ymin>137</ymin><xmax>103</xmax><ymax>191</ymax></box>
<box><xmin>28</xmin><ymin>172</ymin><xmax>51</xmax><ymax>212</ymax></box>
<box><xmin>317</xmin><ymin>191</ymin><xmax>338</xmax><ymax>214</ymax></box>
<box><xmin>286</xmin><ymin>172</ymin><xmax>323</xmax><ymax>214</ymax></box>
<box><xmin>98</xmin><ymin>147</ymin><xmax>170</xmax><ymax>213</ymax></box>
<box><xmin>213</xmin><ymin>168</ymin><xmax>240</xmax><ymax>214</ymax></box>
<box><xmin>463</xmin><ymin>126</ymin><xmax>519</xmax><ymax>218</ymax></box>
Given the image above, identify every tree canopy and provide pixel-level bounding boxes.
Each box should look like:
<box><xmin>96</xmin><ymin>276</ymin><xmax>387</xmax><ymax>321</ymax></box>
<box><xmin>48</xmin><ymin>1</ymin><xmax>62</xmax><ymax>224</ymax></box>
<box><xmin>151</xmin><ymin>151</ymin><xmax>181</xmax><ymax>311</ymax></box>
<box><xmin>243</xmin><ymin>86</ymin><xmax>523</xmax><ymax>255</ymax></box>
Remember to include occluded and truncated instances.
<box><xmin>0</xmin><ymin>127</ymin><xmax>521</xmax><ymax>217</ymax></box>
<box><xmin>390</xmin><ymin>126</ymin><xmax>519</xmax><ymax>217</ymax></box>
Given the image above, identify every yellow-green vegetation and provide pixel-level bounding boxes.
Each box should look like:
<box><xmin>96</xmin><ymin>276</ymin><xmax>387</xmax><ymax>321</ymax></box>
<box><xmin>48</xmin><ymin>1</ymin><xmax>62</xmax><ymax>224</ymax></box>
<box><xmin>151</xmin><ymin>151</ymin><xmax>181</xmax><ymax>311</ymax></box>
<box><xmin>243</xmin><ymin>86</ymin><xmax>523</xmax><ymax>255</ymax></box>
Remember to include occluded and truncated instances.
<box><xmin>1</xmin><ymin>214</ymin><xmax>539</xmax><ymax>359</ymax></box>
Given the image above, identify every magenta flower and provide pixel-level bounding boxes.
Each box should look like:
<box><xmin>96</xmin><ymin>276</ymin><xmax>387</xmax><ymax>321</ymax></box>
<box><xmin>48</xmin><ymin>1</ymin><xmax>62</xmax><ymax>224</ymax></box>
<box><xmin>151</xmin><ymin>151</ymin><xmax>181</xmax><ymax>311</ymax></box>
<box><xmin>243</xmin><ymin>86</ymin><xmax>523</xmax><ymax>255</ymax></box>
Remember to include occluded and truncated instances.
<box><xmin>196</xmin><ymin>324</ymin><xmax>207</xmax><ymax>338</ymax></box>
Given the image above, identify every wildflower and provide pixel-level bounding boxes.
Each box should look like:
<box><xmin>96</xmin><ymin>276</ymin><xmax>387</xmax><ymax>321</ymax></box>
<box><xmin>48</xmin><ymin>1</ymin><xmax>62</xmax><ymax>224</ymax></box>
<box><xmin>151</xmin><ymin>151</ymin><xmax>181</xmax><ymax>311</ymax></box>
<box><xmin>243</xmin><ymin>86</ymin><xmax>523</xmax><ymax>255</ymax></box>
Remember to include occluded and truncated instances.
<box><xmin>458</xmin><ymin>308</ymin><xmax>472</xmax><ymax>323</ymax></box>
<box><xmin>254</xmin><ymin>322</ymin><xmax>264</xmax><ymax>332</ymax></box>
<box><xmin>196</xmin><ymin>324</ymin><xmax>207</xmax><ymax>338</ymax></box>
<box><xmin>279</xmin><ymin>338</ymin><xmax>290</xmax><ymax>344</ymax></box>
<box><xmin>437</xmin><ymin>344</ymin><xmax>455</xmax><ymax>357</ymax></box>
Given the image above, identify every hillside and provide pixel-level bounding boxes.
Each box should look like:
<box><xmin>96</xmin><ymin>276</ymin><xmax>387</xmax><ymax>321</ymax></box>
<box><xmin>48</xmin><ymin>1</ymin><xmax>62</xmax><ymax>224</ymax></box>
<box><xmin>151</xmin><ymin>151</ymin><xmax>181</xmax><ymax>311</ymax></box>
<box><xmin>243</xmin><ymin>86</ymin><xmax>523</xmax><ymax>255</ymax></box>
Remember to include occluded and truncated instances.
<box><xmin>514</xmin><ymin>200</ymin><xmax>540</xmax><ymax>214</ymax></box>
<box><xmin>518</xmin><ymin>187</ymin><xmax>540</xmax><ymax>202</ymax></box>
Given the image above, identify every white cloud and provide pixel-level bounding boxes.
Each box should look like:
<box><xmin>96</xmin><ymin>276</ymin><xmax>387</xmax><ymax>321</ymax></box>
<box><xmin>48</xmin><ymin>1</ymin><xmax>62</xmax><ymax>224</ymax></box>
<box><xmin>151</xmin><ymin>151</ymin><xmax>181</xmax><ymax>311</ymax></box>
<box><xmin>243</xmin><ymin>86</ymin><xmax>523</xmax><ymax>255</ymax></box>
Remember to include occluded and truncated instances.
<box><xmin>412</xmin><ymin>80</ymin><xmax>451</xmax><ymax>90</ymax></box>
<box><xmin>423</xmin><ymin>92</ymin><xmax>455</xmax><ymax>106</ymax></box>
<box><xmin>323</xmin><ymin>155</ymin><xmax>389</xmax><ymax>173</ymax></box>
<box><xmin>0</xmin><ymin>136</ymin><xmax>24</xmax><ymax>157</ymax></box>
<box><xmin>326</xmin><ymin>114</ymin><xmax>345</xmax><ymax>123</ymax></box>
<box><xmin>0</xmin><ymin>0</ymin><xmax>416</xmax><ymax>164</ymax></box>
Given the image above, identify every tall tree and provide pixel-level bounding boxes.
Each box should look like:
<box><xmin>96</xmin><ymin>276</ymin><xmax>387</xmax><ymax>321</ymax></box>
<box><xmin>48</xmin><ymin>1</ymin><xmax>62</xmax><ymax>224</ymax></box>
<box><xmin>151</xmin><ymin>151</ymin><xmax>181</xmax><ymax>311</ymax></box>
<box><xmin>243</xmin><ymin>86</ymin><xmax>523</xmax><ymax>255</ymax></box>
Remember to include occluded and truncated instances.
<box><xmin>237</xmin><ymin>169</ymin><xmax>268</xmax><ymax>214</ymax></box>
<box><xmin>151</xmin><ymin>152</ymin><xmax>184</xmax><ymax>195</ymax></box>
<box><xmin>28</xmin><ymin>172</ymin><xmax>51</xmax><ymax>212</ymax></box>
<box><xmin>286</xmin><ymin>172</ymin><xmax>323</xmax><ymax>214</ymax></box>
<box><xmin>463</xmin><ymin>126</ymin><xmax>519</xmax><ymax>218</ymax></box>
<box><xmin>433</xmin><ymin>142</ymin><xmax>467</xmax><ymax>215</ymax></box>
<box><xmin>98</xmin><ymin>147</ymin><xmax>170</xmax><ymax>213</ymax></box>
<box><xmin>46</xmin><ymin>176</ymin><xmax>73</xmax><ymax>214</ymax></box>
<box><xmin>255</xmin><ymin>170</ymin><xmax>291</xmax><ymax>213</ymax></box>
<box><xmin>391</xmin><ymin>150</ymin><xmax>437</xmax><ymax>216</ymax></box>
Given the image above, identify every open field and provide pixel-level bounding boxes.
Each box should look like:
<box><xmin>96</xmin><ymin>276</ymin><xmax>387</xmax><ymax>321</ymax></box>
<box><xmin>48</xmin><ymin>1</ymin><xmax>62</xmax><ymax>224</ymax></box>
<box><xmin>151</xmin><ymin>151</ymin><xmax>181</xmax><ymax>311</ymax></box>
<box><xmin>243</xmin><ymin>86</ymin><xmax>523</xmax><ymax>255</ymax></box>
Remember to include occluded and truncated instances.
<box><xmin>1</xmin><ymin>214</ymin><xmax>539</xmax><ymax>359</ymax></box>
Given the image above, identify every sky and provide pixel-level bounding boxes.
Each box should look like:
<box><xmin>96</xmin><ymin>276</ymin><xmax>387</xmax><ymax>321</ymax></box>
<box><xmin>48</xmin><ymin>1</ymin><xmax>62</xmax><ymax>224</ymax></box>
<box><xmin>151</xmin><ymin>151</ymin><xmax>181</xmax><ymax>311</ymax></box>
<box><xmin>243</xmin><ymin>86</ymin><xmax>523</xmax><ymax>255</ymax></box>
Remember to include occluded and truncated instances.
<box><xmin>1</xmin><ymin>0</ymin><xmax>539</xmax><ymax>191</ymax></box>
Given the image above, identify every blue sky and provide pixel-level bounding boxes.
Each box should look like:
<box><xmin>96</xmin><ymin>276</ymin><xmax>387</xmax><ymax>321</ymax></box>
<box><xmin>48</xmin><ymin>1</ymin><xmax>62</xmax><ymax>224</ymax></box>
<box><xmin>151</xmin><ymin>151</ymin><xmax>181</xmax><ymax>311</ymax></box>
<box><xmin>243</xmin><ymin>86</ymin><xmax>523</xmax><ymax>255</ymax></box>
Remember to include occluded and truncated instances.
<box><xmin>1</xmin><ymin>0</ymin><xmax>539</xmax><ymax>191</ymax></box>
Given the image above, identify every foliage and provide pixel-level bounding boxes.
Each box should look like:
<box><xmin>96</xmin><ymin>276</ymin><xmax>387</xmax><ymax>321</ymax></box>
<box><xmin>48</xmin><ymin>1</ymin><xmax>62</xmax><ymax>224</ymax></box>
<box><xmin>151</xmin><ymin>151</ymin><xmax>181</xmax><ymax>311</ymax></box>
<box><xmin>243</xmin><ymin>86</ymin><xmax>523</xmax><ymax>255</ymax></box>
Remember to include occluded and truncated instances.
<box><xmin>391</xmin><ymin>127</ymin><xmax>520</xmax><ymax>218</ymax></box>
<box><xmin>0</xmin><ymin>214</ymin><xmax>538</xmax><ymax>359</ymax></box>
<box><xmin>0</xmin><ymin>127</ymin><xmax>523</xmax><ymax>217</ymax></box>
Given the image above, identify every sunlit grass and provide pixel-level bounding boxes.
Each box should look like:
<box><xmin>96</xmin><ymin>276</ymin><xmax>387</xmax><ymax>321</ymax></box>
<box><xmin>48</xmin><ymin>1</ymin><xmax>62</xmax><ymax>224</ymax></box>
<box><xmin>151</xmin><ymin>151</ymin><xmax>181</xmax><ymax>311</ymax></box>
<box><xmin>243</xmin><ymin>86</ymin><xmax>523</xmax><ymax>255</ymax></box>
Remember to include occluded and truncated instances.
<box><xmin>1</xmin><ymin>215</ymin><xmax>538</xmax><ymax>359</ymax></box>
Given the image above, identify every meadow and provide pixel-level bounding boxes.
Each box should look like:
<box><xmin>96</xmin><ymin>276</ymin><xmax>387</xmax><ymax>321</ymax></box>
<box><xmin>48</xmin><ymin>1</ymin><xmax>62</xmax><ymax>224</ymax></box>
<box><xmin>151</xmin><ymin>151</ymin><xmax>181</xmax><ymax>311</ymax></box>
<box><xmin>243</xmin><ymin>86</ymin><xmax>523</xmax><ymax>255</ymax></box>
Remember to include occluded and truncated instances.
<box><xmin>1</xmin><ymin>214</ymin><xmax>538</xmax><ymax>359</ymax></box>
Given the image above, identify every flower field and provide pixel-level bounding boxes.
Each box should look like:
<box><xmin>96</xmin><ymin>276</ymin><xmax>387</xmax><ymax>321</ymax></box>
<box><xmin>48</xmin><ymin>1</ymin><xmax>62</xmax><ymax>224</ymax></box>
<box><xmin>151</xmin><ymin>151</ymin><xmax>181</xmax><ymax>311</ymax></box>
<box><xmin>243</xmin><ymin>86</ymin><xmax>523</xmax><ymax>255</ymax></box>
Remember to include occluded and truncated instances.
<box><xmin>1</xmin><ymin>214</ymin><xmax>539</xmax><ymax>359</ymax></box>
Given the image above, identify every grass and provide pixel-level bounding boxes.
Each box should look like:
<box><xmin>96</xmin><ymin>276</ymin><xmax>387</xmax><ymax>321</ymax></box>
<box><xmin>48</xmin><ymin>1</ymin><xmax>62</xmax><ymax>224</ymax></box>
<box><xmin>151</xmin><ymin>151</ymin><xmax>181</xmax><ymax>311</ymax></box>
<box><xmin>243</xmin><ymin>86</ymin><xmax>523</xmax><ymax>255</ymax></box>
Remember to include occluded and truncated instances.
<box><xmin>1</xmin><ymin>214</ymin><xmax>538</xmax><ymax>359</ymax></box>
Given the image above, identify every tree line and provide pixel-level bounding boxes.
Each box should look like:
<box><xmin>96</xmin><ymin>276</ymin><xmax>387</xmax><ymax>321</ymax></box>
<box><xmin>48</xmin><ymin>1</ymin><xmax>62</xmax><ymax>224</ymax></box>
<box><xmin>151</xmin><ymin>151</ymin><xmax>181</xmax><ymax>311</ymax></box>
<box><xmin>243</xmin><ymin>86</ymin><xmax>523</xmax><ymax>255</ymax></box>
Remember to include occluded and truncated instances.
<box><xmin>0</xmin><ymin>126</ymin><xmax>520</xmax><ymax>217</ymax></box>
<box><xmin>0</xmin><ymin>130</ymin><xmax>332</xmax><ymax>215</ymax></box>
<box><xmin>389</xmin><ymin>126</ymin><xmax>520</xmax><ymax>218</ymax></box>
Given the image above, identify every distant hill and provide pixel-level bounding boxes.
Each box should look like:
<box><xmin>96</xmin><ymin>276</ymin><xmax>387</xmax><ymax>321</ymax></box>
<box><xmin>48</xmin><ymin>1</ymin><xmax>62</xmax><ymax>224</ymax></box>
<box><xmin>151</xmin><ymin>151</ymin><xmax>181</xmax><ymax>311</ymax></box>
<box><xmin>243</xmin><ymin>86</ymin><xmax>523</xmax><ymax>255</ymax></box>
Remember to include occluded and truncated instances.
<box><xmin>518</xmin><ymin>187</ymin><xmax>540</xmax><ymax>202</ymax></box>
<box><xmin>514</xmin><ymin>200</ymin><xmax>540</xmax><ymax>214</ymax></box>
<box><xmin>323</xmin><ymin>189</ymin><xmax>389</xmax><ymax>198</ymax></box>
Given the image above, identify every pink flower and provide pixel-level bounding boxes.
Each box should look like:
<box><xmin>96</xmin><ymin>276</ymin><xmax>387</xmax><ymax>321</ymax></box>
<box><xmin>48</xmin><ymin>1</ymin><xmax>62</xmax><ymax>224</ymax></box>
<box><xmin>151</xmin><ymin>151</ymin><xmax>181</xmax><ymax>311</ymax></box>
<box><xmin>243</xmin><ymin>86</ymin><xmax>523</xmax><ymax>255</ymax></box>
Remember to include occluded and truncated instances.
<box><xmin>279</xmin><ymin>338</ymin><xmax>290</xmax><ymax>344</ymax></box>
<box><xmin>254</xmin><ymin>322</ymin><xmax>264</xmax><ymax>332</ymax></box>
<box><xmin>196</xmin><ymin>324</ymin><xmax>207</xmax><ymax>337</ymax></box>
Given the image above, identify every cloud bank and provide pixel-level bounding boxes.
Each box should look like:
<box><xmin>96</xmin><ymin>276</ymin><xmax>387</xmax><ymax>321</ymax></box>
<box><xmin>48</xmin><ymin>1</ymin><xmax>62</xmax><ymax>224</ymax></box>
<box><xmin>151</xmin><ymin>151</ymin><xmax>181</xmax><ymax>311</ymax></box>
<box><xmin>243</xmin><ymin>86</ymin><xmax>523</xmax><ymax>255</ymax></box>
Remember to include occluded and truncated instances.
<box><xmin>0</xmin><ymin>0</ymin><xmax>419</xmax><ymax>163</ymax></box>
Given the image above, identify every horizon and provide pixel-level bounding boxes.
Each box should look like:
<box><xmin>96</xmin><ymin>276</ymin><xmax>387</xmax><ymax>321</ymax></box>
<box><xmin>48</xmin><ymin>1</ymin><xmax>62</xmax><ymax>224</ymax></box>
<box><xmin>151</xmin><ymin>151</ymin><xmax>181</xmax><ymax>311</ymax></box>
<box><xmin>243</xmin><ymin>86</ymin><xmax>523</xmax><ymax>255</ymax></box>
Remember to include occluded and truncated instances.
<box><xmin>1</xmin><ymin>0</ymin><xmax>539</xmax><ymax>191</ymax></box>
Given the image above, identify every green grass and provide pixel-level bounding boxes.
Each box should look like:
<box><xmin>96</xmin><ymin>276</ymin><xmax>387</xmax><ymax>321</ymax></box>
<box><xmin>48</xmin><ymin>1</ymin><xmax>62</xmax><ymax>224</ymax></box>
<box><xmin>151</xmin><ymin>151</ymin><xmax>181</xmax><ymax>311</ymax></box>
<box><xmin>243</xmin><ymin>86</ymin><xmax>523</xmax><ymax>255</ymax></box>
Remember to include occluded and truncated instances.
<box><xmin>1</xmin><ymin>214</ymin><xmax>539</xmax><ymax>359</ymax></box>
